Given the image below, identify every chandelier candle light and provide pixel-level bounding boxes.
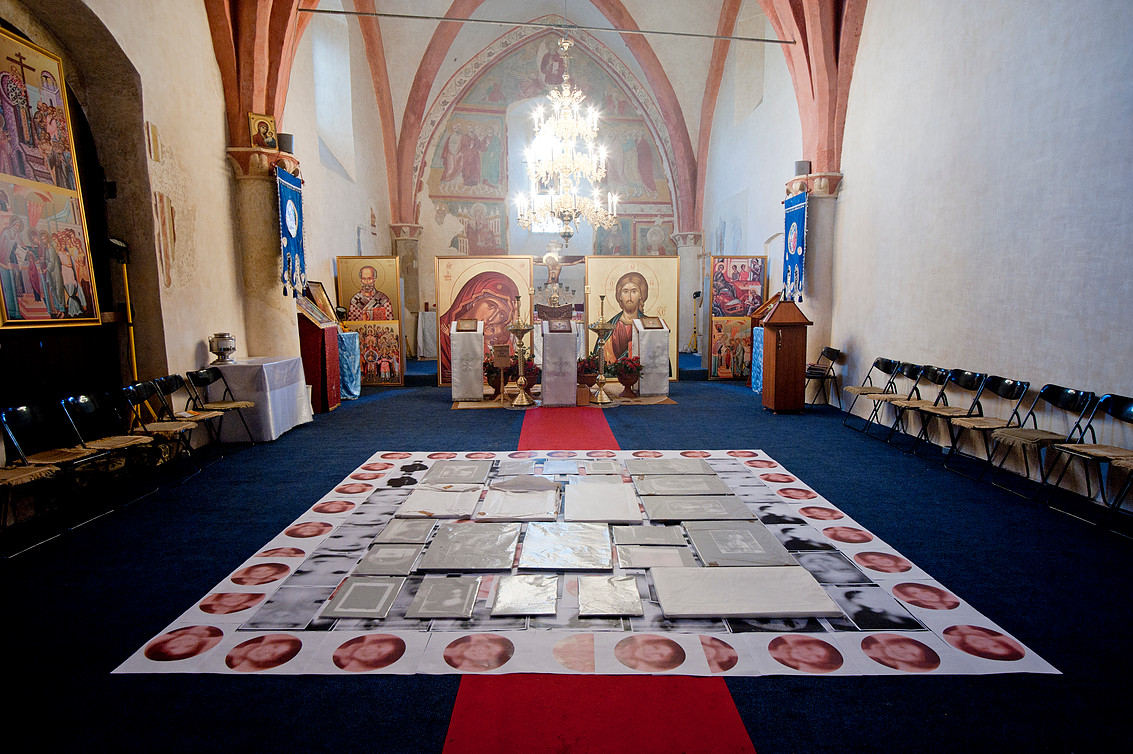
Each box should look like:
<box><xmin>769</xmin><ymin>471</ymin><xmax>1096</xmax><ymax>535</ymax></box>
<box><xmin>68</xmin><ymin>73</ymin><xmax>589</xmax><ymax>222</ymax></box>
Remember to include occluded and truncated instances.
<box><xmin>515</xmin><ymin>37</ymin><xmax>619</xmax><ymax>247</ymax></box>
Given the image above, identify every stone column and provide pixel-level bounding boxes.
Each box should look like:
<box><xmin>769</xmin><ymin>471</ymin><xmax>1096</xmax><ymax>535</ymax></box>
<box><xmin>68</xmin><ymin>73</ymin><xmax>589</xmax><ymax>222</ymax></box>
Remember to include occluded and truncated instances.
<box><xmin>671</xmin><ymin>231</ymin><xmax>704</xmax><ymax>358</ymax></box>
<box><xmin>784</xmin><ymin>173</ymin><xmax>841</xmax><ymax>362</ymax></box>
<box><xmin>390</xmin><ymin>223</ymin><xmax>423</xmax><ymax>311</ymax></box>
<box><xmin>226</xmin><ymin>148</ymin><xmax>302</xmax><ymax>359</ymax></box>
<box><xmin>390</xmin><ymin>223</ymin><xmax>422</xmax><ymax>358</ymax></box>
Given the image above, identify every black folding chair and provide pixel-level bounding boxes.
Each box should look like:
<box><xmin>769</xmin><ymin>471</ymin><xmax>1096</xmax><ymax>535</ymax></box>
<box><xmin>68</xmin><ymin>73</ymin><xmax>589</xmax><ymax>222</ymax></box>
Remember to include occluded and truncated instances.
<box><xmin>861</xmin><ymin>362</ymin><xmax>923</xmax><ymax>438</ymax></box>
<box><xmin>943</xmin><ymin>376</ymin><xmax>1030</xmax><ymax>478</ymax></box>
<box><xmin>1045</xmin><ymin>394</ymin><xmax>1133</xmax><ymax>508</ymax></box>
<box><xmin>184</xmin><ymin>368</ymin><xmax>256</xmax><ymax>445</ymax></box>
<box><xmin>843</xmin><ymin>357</ymin><xmax>900</xmax><ymax>430</ymax></box>
<box><xmin>911</xmin><ymin>370</ymin><xmax>988</xmax><ymax>458</ymax></box>
<box><xmin>63</xmin><ymin>392</ymin><xmax>154</xmax><ymax>453</ymax></box>
<box><xmin>805</xmin><ymin>347</ymin><xmax>841</xmax><ymax>408</ymax></box>
<box><xmin>988</xmin><ymin>384</ymin><xmax>1095</xmax><ymax>498</ymax></box>
<box><xmin>884</xmin><ymin>365</ymin><xmax>950</xmax><ymax>448</ymax></box>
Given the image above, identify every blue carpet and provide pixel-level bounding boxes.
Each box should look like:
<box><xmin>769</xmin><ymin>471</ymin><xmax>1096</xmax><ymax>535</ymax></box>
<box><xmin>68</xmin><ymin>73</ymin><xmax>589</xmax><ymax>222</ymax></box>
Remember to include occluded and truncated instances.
<box><xmin>4</xmin><ymin>382</ymin><xmax>1129</xmax><ymax>752</ymax></box>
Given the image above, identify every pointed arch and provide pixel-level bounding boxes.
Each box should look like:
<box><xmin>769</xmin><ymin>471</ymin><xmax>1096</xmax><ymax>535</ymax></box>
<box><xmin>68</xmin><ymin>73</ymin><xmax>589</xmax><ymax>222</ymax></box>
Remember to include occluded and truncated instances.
<box><xmin>395</xmin><ymin>1</ymin><xmax>695</xmax><ymax>229</ymax></box>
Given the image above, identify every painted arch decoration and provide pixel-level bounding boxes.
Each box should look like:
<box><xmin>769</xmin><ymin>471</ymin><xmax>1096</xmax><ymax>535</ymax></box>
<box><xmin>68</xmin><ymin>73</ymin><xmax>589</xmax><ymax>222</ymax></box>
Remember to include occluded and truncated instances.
<box><xmin>414</xmin><ymin>18</ymin><xmax>679</xmax><ymax>256</ymax></box>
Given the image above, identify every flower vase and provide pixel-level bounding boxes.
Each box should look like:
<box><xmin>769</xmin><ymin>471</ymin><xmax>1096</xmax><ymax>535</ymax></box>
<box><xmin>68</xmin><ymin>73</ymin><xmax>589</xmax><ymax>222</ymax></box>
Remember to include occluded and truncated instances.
<box><xmin>617</xmin><ymin>374</ymin><xmax>639</xmax><ymax>398</ymax></box>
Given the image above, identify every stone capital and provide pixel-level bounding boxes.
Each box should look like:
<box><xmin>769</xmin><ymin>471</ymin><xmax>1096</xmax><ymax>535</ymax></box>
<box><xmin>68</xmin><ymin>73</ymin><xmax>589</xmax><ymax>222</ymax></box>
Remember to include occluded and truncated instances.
<box><xmin>226</xmin><ymin>147</ymin><xmax>301</xmax><ymax>180</ymax></box>
<box><xmin>388</xmin><ymin>223</ymin><xmax>424</xmax><ymax>242</ymax></box>
<box><xmin>785</xmin><ymin>172</ymin><xmax>843</xmax><ymax>198</ymax></box>
<box><xmin>670</xmin><ymin>231</ymin><xmax>703</xmax><ymax>248</ymax></box>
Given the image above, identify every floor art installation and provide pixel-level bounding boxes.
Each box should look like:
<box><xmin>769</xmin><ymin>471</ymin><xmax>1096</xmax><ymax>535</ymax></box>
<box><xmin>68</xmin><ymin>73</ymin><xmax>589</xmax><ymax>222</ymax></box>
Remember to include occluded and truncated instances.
<box><xmin>117</xmin><ymin>450</ymin><xmax>1058</xmax><ymax>677</ymax></box>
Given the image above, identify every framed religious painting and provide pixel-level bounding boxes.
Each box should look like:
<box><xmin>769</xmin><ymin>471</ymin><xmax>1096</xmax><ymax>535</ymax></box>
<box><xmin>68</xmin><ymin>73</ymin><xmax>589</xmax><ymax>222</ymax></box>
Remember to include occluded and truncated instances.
<box><xmin>336</xmin><ymin>257</ymin><xmax>400</xmax><ymax>321</ymax></box>
<box><xmin>248</xmin><ymin>112</ymin><xmax>278</xmax><ymax>150</ymax></box>
<box><xmin>710</xmin><ymin>256</ymin><xmax>767</xmax><ymax>318</ymax></box>
<box><xmin>708</xmin><ymin>317</ymin><xmax>753</xmax><ymax>381</ymax></box>
<box><xmin>342</xmin><ymin>320</ymin><xmax>404</xmax><ymax>386</ymax></box>
<box><xmin>0</xmin><ymin>28</ymin><xmax>101</xmax><ymax>328</ymax></box>
<box><xmin>585</xmin><ymin>256</ymin><xmax>679</xmax><ymax>381</ymax></box>
<box><xmin>434</xmin><ymin>255</ymin><xmax>532</xmax><ymax>386</ymax></box>
<box><xmin>305</xmin><ymin>281</ymin><xmax>337</xmax><ymax>321</ymax></box>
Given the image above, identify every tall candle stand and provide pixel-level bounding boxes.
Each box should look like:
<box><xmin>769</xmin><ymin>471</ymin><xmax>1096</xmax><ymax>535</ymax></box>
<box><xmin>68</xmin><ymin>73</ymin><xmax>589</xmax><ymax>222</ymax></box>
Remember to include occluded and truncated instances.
<box><xmin>508</xmin><ymin>295</ymin><xmax>535</xmax><ymax>408</ymax></box>
<box><xmin>588</xmin><ymin>295</ymin><xmax>615</xmax><ymax>405</ymax></box>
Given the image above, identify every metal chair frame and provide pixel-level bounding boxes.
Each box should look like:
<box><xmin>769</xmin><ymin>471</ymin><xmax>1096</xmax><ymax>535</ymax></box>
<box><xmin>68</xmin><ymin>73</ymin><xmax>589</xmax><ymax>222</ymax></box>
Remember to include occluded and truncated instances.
<box><xmin>988</xmin><ymin>384</ymin><xmax>1095</xmax><ymax>498</ymax></box>
<box><xmin>1044</xmin><ymin>394</ymin><xmax>1133</xmax><ymax>508</ymax></box>
<box><xmin>883</xmin><ymin>365</ymin><xmax>951</xmax><ymax>447</ymax></box>
<box><xmin>843</xmin><ymin>357</ymin><xmax>900</xmax><ymax>430</ymax></box>
<box><xmin>861</xmin><ymin>362</ymin><xmax>923</xmax><ymax>439</ymax></box>
<box><xmin>910</xmin><ymin>370</ymin><xmax>989</xmax><ymax>459</ymax></box>
<box><xmin>805</xmin><ymin>347</ymin><xmax>842</xmax><ymax>408</ymax></box>
<box><xmin>942</xmin><ymin>376</ymin><xmax>1031</xmax><ymax>479</ymax></box>
<box><xmin>184</xmin><ymin>368</ymin><xmax>256</xmax><ymax>445</ymax></box>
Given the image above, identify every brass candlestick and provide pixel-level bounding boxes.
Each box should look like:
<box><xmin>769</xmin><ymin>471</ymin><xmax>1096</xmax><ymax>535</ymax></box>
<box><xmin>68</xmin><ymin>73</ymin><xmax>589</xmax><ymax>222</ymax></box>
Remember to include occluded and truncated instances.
<box><xmin>588</xmin><ymin>295</ymin><xmax>614</xmax><ymax>405</ymax></box>
<box><xmin>508</xmin><ymin>295</ymin><xmax>535</xmax><ymax>407</ymax></box>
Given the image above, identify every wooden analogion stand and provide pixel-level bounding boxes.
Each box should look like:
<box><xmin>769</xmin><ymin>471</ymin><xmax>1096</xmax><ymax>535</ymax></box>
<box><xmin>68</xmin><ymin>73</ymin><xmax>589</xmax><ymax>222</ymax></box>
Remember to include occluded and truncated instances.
<box><xmin>759</xmin><ymin>299</ymin><xmax>812</xmax><ymax>412</ymax></box>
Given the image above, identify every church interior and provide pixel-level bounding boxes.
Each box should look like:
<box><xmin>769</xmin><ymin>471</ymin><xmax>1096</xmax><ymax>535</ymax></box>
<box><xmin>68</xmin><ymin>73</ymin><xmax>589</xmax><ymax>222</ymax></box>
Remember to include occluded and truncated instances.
<box><xmin>1</xmin><ymin>1</ymin><xmax>1131</xmax><ymax>752</ymax></box>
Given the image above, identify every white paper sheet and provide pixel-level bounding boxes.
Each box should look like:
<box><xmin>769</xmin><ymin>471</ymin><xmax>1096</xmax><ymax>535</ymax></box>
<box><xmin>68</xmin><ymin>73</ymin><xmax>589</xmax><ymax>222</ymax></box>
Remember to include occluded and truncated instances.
<box><xmin>474</xmin><ymin>489</ymin><xmax>559</xmax><ymax>521</ymax></box>
<box><xmin>396</xmin><ymin>488</ymin><xmax>482</xmax><ymax>518</ymax></box>
<box><xmin>651</xmin><ymin>567</ymin><xmax>843</xmax><ymax>618</ymax></box>
<box><xmin>563</xmin><ymin>484</ymin><xmax>643</xmax><ymax>523</ymax></box>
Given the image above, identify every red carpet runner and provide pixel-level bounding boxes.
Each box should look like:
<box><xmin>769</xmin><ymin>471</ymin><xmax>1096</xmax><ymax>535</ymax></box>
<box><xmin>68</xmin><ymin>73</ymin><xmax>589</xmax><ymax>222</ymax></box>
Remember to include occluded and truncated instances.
<box><xmin>443</xmin><ymin>406</ymin><xmax>756</xmax><ymax>753</ymax></box>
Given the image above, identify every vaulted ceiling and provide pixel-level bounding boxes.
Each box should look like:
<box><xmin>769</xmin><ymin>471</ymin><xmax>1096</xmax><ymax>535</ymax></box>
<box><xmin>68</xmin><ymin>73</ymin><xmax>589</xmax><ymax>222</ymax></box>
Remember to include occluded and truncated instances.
<box><xmin>205</xmin><ymin>0</ymin><xmax>864</xmax><ymax>230</ymax></box>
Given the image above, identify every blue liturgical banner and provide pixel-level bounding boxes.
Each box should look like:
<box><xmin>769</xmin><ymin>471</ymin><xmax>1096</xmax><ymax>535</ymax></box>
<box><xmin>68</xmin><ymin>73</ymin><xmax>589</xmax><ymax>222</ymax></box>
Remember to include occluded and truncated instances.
<box><xmin>276</xmin><ymin>167</ymin><xmax>306</xmax><ymax>297</ymax></box>
<box><xmin>783</xmin><ymin>191</ymin><xmax>807</xmax><ymax>301</ymax></box>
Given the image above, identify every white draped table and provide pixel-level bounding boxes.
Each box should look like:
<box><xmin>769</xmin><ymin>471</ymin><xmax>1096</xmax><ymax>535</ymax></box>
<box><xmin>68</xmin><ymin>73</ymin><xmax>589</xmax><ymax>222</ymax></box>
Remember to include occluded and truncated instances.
<box><xmin>212</xmin><ymin>356</ymin><xmax>314</xmax><ymax>442</ymax></box>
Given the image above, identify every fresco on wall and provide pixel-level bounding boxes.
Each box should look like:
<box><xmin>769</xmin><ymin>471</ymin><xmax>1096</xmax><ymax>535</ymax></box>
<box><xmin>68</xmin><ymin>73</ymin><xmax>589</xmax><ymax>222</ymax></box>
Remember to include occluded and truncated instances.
<box><xmin>422</xmin><ymin>28</ymin><xmax>675</xmax><ymax>258</ymax></box>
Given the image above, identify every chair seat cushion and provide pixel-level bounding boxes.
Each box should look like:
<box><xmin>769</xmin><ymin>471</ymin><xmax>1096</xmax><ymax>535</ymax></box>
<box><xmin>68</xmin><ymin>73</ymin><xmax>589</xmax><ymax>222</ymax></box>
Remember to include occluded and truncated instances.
<box><xmin>920</xmin><ymin>405</ymin><xmax>971</xmax><ymax>417</ymax></box>
<box><xmin>891</xmin><ymin>399</ymin><xmax>935</xmax><ymax>409</ymax></box>
<box><xmin>26</xmin><ymin>447</ymin><xmax>101</xmax><ymax>464</ymax></box>
<box><xmin>202</xmin><ymin>400</ymin><xmax>255</xmax><ymax>410</ymax></box>
<box><xmin>86</xmin><ymin>435</ymin><xmax>153</xmax><ymax>450</ymax></box>
<box><xmin>990</xmin><ymin>428</ymin><xmax>1063</xmax><ymax>447</ymax></box>
<box><xmin>845</xmin><ymin>386</ymin><xmax>887</xmax><ymax>396</ymax></box>
<box><xmin>1111</xmin><ymin>457</ymin><xmax>1133</xmax><ymax>472</ymax></box>
<box><xmin>135</xmin><ymin>421</ymin><xmax>198</xmax><ymax>436</ymax></box>
<box><xmin>0</xmin><ymin>464</ymin><xmax>58</xmax><ymax>487</ymax></box>
<box><xmin>1051</xmin><ymin>443</ymin><xmax>1133</xmax><ymax>460</ymax></box>
<box><xmin>951</xmin><ymin>416</ymin><xmax>1010</xmax><ymax>430</ymax></box>
<box><xmin>176</xmin><ymin>409</ymin><xmax>224</xmax><ymax>421</ymax></box>
<box><xmin>868</xmin><ymin>393</ymin><xmax>907</xmax><ymax>403</ymax></box>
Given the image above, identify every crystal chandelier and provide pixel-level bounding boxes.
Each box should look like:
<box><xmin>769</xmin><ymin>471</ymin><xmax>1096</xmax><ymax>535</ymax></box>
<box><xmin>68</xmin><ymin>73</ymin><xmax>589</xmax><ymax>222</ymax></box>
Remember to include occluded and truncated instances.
<box><xmin>515</xmin><ymin>37</ymin><xmax>618</xmax><ymax>247</ymax></box>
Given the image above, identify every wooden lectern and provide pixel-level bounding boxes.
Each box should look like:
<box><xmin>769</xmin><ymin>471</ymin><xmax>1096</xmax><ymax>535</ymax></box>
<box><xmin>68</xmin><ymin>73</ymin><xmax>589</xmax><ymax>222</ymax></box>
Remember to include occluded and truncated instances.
<box><xmin>759</xmin><ymin>299</ymin><xmax>812</xmax><ymax>412</ymax></box>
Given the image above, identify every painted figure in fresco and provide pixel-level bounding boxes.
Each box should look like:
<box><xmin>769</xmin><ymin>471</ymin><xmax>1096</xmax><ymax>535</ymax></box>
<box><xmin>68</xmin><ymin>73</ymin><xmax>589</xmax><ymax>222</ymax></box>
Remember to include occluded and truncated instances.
<box><xmin>598</xmin><ymin>271</ymin><xmax>649</xmax><ymax>364</ymax></box>
<box><xmin>439</xmin><ymin>271</ymin><xmax>520</xmax><ymax>381</ymax></box>
<box><xmin>1</xmin><ymin>217</ymin><xmax>25</xmax><ymax>299</ymax></box>
<box><xmin>598</xmin><ymin>221</ymin><xmax>627</xmax><ymax>256</ymax></box>
<box><xmin>479</xmin><ymin>124</ymin><xmax>501</xmax><ymax>190</ymax></box>
<box><xmin>464</xmin><ymin>203</ymin><xmax>501</xmax><ymax>256</ymax></box>
<box><xmin>252</xmin><ymin>120</ymin><xmax>277</xmax><ymax>149</ymax></box>
<box><xmin>644</xmin><ymin>225</ymin><xmax>668</xmax><ymax>256</ymax></box>
<box><xmin>635</xmin><ymin>130</ymin><xmax>657</xmax><ymax>198</ymax></box>
<box><xmin>348</xmin><ymin>265</ymin><xmax>393</xmax><ymax>320</ymax></box>
<box><xmin>440</xmin><ymin>122</ymin><xmax>463</xmax><ymax>185</ymax></box>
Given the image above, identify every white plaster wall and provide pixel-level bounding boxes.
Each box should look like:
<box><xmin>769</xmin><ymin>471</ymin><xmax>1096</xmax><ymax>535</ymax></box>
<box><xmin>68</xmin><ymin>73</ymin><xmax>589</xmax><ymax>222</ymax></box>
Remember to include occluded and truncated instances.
<box><xmin>284</xmin><ymin>9</ymin><xmax>392</xmax><ymax>309</ymax></box>
<box><xmin>85</xmin><ymin>0</ymin><xmax>244</xmax><ymax>373</ymax></box>
<box><xmin>702</xmin><ymin>8</ymin><xmax>802</xmax><ymax>308</ymax></box>
<box><xmin>834</xmin><ymin>0</ymin><xmax>1133</xmax><ymax>450</ymax></box>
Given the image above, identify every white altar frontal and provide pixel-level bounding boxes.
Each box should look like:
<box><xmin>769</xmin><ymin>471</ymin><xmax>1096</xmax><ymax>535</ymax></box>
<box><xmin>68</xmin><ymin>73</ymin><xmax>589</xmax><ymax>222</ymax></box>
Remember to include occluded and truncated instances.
<box><xmin>450</xmin><ymin>320</ymin><xmax>485</xmax><ymax>402</ymax></box>
<box><xmin>633</xmin><ymin>318</ymin><xmax>670</xmax><ymax>397</ymax></box>
<box><xmin>540</xmin><ymin>320</ymin><xmax>579</xmax><ymax>406</ymax></box>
